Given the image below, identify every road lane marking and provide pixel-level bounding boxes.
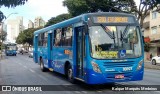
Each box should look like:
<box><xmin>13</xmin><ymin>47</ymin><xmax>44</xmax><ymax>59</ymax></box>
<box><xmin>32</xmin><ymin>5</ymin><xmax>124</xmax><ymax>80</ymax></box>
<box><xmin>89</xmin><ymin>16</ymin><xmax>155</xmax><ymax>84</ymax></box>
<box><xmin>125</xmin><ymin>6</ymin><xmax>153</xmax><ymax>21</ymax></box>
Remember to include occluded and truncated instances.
<box><xmin>37</xmin><ymin>74</ymin><xmax>48</xmax><ymax>82</ymax></box>
<box><xmin>75</xmin><ymin>91</ymin><xmax>81</xmax><ymax>93</ymax></box>
<box><xmin>23</xmin><ymin>66</ymin><xmax>27</xmax><ymax>69</ymax></box>
<box><xmin>29</xmin><ymin>69</ymin><xmax>35</xmax><ymax>73</ymax></box>
<box><xmin>61</xmin><ymin>84</ymin><xmax>71</xmax><ymax>85</ymax></box>
<box><xmin>96</xmin><ymin>91</ymin><xmax>103</xmax><ymax>92</ymax></box>
<box><xmin>81</xmin><ymin>91</ymin><xmax>87</xmax><ymax>93</ymax></box>
<box><xmin>19</xmin><ymin>63</ymin><xmax>22</xmax><ymax>65</ymax></box>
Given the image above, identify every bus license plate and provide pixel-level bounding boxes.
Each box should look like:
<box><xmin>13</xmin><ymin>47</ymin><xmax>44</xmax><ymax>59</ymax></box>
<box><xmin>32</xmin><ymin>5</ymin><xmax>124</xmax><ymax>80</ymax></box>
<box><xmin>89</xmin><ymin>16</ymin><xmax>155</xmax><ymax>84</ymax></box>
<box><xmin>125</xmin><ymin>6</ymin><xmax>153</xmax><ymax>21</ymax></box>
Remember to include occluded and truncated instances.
<box><xmin>115</xmin><ymin>74</ymin><xmax>124</xmax><ymax>79</ymax></box>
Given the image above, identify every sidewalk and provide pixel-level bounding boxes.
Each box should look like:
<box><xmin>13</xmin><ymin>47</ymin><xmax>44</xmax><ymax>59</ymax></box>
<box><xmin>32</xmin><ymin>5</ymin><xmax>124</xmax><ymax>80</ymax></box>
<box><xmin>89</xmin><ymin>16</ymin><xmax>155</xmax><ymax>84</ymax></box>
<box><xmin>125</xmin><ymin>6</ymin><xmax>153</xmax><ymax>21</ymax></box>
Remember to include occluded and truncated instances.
<box><xmin>0</xmin><ymin>52</ymin><xmax>5</xmax><ymax>61</ymax></box>
<box><xmin>144</xmin><ymin>60</ymin><xmax>160</xmax><ymax>70</ymax></box>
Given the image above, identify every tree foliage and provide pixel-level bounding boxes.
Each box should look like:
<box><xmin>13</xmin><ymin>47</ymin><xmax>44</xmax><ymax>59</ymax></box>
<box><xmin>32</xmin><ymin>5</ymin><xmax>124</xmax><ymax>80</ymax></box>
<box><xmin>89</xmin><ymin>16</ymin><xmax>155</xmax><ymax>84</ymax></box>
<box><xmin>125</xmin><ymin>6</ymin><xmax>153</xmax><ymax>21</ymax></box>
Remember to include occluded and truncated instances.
<box><xmin>144</xmin><ymin>42</ymin><xmax>151</xmax><ymax>52</ymax></box>
<box><xmin>0</xmin><ymin>0</ymin><xmax>28</xmax><ymax>8</ymax></box>
<box><xmin>0</xmin><ymin>0</ymin><xmax>28</xmax><ymax>44</ymax></box>
<box><xmin>45</xmin><ymin>13</ymin><xmax>72</xmax><ymax>27</ymax></box>
<box><xmin>0</xmin><ymin>31</ymin><xmax>7</xmax><ymax>42</ymax></box>
<box><xmin>0</xmin><ymin>0</ymin><xmax>28</xmax><ymax>21</ymax></box>
<box><xmin>136</xmin><ymin>0</ymin><xmax>160</xmax><ymax>27</ymax></box>
<box><xmin>63</xmin><ymin>0</ymin><xmax>160</xmax><ymax>27</ymax></box>
<box><xmin>16</xmin><ymin>27</ymin><xmax>42</xmax><ymax>45</ymax></box>
<box><xmin>63</xmin><ymin>0</ymin><xmax>136</xmax><ymax>16</ymax></box>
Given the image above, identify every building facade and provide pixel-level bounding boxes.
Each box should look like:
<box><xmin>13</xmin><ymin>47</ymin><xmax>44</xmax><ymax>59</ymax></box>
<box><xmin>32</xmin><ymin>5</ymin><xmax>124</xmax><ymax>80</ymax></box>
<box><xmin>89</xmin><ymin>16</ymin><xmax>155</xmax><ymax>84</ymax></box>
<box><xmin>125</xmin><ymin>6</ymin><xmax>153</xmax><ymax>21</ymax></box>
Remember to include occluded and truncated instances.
<box><xmin>28</xmin><ymin>20</ymin><xmax>34</xmax><ymax>28</ymax></box>
<box><xmin>34</xmin><ymin>16</ymin><xmax>45</xmax><ymax>28</ymax></box>
<box><xmin>143</xmin><ymin>10</ymin><xmax>160</xmax><ymax>60</ymax></box>
<box><xmin>7</xmin><ymin>16</ymin><xmax>24</xmax><ymax>43</ymax></box>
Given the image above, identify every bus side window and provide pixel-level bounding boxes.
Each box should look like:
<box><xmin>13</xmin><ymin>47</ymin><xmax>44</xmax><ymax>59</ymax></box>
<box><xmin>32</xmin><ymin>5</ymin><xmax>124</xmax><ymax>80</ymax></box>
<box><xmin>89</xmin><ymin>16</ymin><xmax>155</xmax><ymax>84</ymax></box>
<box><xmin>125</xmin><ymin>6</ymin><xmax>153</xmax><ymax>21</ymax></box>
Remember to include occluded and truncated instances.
<box><xmin>61</xmin><ymin>28</ymin><xmax>66</xmax><ymax>46</ymax></box>
<box><xmin>65</xmin><ymin>26</ymin><xmax>72</xmax><ymax>46</ymax></box>
<box><xmin>54</xmin><ymin>29</ymin><xmax>61</xmax><ymax>46</ymax></box>
<box><xmin>53</xmin><ymin>30</ymin><xmax>56</xmax><ymax>46</ymax></box>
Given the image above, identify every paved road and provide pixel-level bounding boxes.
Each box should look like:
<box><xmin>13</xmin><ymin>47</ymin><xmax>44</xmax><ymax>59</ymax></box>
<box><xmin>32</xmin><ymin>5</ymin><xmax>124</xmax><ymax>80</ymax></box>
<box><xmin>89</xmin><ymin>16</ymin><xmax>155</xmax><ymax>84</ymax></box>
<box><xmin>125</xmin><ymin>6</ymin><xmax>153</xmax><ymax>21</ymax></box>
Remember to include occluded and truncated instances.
<box><xmin>0</xmin><ymin>54</ymin><xmax>160</xmax><ymax>94</ymax></box>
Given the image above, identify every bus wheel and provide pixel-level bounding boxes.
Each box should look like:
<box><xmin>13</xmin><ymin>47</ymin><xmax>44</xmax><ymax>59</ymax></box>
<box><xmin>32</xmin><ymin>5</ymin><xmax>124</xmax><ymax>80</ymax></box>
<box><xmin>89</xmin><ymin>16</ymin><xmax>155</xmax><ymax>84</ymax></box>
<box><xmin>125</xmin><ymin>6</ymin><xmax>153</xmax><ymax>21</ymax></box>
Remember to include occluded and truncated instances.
<box><xmin>67</xmin><ymin>65</ymin><xmax>75</xmax><ymax>83</ymax></box>
<box><xmin>40</xmin><ymin>58</ymin><xmax>47</xmax><ymax>72</ymax></box>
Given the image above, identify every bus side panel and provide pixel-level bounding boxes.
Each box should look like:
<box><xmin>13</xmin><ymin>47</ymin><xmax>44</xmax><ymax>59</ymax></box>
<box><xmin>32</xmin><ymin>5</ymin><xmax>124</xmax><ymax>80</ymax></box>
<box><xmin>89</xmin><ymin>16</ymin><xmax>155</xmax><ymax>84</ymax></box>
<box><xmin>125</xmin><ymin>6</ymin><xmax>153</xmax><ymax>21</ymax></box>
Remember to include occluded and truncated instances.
<box><xmin>42</xmin><ymin>47</ymin><xmax>48</xmax><ymax>68</ymax></box>
<box><xmin>52</xmin><ymin>47</ymin><xmax>72</xmax><ymax>74</ymax></box>
<box><xmin>52</xmin><ymin>47</ymin><xmax>63</xmax><ymax>74</ymax></box>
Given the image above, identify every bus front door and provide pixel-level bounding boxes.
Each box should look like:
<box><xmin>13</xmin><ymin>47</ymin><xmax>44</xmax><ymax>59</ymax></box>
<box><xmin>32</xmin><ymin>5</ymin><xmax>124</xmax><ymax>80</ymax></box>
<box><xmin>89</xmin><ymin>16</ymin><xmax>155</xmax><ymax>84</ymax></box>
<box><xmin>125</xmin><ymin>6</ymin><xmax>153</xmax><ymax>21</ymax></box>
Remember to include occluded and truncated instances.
<box><xmin>34</xmin><ymin>36</ymin><xmax>38</xmax><ymax>63</ymax></box>
<box><xmin>76</xmin><ymin>26</ymin><xmax>85</xmax><ymax>79</ymax></box>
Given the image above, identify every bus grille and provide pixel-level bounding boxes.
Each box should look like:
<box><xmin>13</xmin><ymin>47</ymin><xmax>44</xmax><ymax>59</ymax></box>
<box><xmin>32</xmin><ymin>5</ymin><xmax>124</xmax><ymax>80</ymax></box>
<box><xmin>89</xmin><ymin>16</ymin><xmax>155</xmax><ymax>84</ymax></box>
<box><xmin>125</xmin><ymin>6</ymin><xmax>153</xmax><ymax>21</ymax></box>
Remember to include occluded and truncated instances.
<box><xmin>103</xmin><ymin>61</ymin><xmax>135</xmax><ymax>68</ymax></box>
<box><xmin>103</xmin><ymin>61</ymin><xmax>135</xmax><ymax>79</ymax></box>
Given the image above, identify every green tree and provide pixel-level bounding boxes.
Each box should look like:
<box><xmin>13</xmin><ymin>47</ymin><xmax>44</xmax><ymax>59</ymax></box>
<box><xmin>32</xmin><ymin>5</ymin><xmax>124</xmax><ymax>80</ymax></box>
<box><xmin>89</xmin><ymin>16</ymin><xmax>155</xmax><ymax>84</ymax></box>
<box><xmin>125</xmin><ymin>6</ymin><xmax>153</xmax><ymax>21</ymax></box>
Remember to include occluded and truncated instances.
<box><xmin>45</xmin><ymin>13</ymin><xmax>72</xmax><ymax>27</ymax></box>
<box><xmin>135</xmin><ymin>0</ymin><xmax>160</xmax><ymax>27</ymax></box>
<box><xmin>63</xmin><ymin>0</ymin><xmax>160</xmax><ymax>27</ymax></box>
<box><xmin>0</xmin><ymin>0</ymin><xmax>28</xmax><ymax>21</ymax></box>
<box><xmin>16</xmin><ymin>32</ymin><xmax>25</xmax><ymax>44</ymax></box>
<box><xmin>0</xmin><ymin>31</ymin><xmax>7</xmax><ymax>50</ymax></box>
<box><xmin>0</xmin><ymin>31</ymin><xmax>7</xmax><ymax>42</ymax></box>
<box><xmin>63</xmin><ymin>0</ymin><xmax>136</xmax><ymax>16</ymax></box>
<box><xmin>0</xmin><ymin>0</ymin><xmax>28</xmax><ymax>8</ymax></box>
<box><xmin>16</xmin><ymin>27</ymin><xmax>42</xmax><ymax>46</ymax></box>
<box><xmin>144</xmin><ymin>42</ymin><xmax>151</xmax><ymax>52</ymax></box>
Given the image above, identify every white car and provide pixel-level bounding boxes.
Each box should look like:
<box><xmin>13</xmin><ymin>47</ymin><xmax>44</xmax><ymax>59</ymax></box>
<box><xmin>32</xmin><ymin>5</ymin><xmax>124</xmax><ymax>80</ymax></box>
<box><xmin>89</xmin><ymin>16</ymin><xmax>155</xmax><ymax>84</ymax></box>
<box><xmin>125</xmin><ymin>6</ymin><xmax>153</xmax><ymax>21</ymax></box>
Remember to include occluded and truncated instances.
<box><xmin>151</xmin><ymin>55</ymin><xmax>160</xmax><ymax>65</ymax></box>
<box><xmin>29</xmin><ymin>52</ymin><xmax>33</xmax><ymax>58</ymax></box>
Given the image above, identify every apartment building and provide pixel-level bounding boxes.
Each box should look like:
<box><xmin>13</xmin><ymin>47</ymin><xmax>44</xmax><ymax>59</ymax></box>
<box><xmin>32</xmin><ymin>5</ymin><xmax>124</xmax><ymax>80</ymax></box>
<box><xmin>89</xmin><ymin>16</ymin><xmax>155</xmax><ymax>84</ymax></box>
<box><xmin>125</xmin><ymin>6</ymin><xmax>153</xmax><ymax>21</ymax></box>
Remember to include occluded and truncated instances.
<box><xmin>28</xmin><ymin>20</ymin><xmax>34</xmax><ymax>28</ymax></box>
<box><xmin>34</xmin><ymin>16</ymin><xmax>45</xmax><ymax>28</ymax></box>
<box><xmin>7</xmin><ymin>16</ymin><xmax>24</xmax><ymax>43</ymax></box>
<box><xmin>143</xmin><ymin>10</ymin><xmax>160</xmax><ymax>59</ymax></box>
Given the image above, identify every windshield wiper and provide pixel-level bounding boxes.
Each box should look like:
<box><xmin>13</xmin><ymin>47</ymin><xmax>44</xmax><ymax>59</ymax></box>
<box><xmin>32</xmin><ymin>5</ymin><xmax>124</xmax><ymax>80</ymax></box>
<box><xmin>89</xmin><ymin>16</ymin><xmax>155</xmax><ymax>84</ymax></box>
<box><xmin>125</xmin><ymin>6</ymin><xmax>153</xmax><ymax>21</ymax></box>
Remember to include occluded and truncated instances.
<box><xmin>121</xmin><ymin>24</ymin><xmax>130</xmax><ymax>40</ymax></box>
<box><xmin>120</xmin><ymin>24</ymin><xmax>130</xmax><ymax>47</ymax></box>
<box><xmin>100</xmin><ymin>24</ymin><xmax>115</xmax><ymax>39</ymax></box>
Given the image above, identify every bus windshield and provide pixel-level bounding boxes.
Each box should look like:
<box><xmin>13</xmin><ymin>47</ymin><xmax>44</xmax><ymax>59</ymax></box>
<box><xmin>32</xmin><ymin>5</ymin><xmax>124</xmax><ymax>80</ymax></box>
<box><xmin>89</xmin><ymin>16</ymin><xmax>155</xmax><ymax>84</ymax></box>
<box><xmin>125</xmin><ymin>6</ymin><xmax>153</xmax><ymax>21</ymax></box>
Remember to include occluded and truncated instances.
<box><xmin>89</xmin><ymin>25</ymin><xmax>142</xmax><ymax>59</ymax></box>
<box><xmin>6</xmin><ymin>46</ymin><xmax>17</xmax><ymax>50</ymax></box>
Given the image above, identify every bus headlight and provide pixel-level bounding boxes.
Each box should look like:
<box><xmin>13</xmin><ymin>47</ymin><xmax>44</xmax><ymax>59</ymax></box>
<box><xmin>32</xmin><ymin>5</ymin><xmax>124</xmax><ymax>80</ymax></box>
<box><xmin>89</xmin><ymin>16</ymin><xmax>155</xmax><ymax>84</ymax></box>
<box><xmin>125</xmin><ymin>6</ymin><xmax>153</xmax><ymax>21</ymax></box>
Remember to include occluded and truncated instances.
<box><xmin>91</xmin><ymin>61</ymin><xmax>101</xmax><ymax>73</ymax></box>
<box><xmin>137</xmin><ymin>60</ymin><xmax>143</xmax><ymax>70</ymax></box>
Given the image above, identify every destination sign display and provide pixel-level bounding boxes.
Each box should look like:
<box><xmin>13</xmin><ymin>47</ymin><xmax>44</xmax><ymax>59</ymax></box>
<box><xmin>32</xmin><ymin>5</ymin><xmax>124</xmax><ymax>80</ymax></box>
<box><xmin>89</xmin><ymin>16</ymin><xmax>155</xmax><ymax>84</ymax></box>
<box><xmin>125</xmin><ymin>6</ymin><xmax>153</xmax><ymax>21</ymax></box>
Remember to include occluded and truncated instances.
<box><xmin>93</xmin><ymin>16</ymin><xmax>134</xmax><ymax>23</ymax></box>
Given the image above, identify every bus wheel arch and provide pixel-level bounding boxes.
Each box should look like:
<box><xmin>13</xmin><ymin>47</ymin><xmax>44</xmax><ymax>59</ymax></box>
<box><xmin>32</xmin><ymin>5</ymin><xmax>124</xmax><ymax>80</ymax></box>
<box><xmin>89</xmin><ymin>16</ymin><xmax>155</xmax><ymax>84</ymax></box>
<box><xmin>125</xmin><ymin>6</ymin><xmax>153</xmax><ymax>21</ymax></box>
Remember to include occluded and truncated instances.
<box><xmin>64</xmin><ymin>61</ymin><xmax>75</xmax><ymax>83</ymax></box>
<box><xmin>64</xmin><ymin>61</ymin><xmax>70</xmax><ymax>76</ymax></box>
<box><xmin>39</xmin><ymin>56</ymin><xmax>47</xmax><ymax>72</ymax></box>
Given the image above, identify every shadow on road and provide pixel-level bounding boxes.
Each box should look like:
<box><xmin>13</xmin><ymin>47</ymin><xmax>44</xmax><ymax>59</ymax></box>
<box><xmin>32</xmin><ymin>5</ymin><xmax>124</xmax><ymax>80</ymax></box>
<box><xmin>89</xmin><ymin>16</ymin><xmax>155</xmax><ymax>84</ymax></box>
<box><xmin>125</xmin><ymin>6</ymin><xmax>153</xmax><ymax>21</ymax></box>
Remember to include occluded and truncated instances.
<box><xmin>45</xmin><ymin>70</ymin><xmax>116</xmax><ymax>91</ymax></box>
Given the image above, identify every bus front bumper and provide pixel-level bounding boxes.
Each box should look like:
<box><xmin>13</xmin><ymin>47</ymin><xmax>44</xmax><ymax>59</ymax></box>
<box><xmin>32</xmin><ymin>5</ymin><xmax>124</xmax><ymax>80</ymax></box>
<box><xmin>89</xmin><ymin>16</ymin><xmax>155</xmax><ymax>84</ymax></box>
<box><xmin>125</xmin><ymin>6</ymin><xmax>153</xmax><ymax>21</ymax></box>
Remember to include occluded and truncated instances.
<box><xmin>86</xmin><ymin>69</ymin><xmax>144</xmax><ymax>84</ymax></box>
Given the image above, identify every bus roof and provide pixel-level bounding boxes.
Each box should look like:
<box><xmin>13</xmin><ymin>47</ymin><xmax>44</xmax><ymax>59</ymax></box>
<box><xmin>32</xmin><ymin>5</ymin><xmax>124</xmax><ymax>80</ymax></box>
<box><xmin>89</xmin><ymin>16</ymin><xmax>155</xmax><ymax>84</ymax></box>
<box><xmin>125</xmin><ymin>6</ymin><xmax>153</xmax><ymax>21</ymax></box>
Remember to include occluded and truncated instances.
<box><xmin>34</xmin><ymin>12</ymin><xmax>137</xmax><ymax>35</ymax></box>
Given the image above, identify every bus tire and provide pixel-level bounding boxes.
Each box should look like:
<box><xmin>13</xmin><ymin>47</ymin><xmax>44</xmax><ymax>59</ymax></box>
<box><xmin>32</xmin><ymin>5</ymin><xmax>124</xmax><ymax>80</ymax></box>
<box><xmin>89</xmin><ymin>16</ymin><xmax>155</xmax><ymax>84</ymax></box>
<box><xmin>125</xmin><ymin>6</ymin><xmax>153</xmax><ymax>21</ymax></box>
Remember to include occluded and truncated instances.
<box><xmin>40</xmin><ymin>58</ymin><xmax>47</xmax><ymax>72</ymax></box>
<box><xmin>67</xmin><ymin>65</ymin><xmax>75</xmax><ymax>83</ymax></box>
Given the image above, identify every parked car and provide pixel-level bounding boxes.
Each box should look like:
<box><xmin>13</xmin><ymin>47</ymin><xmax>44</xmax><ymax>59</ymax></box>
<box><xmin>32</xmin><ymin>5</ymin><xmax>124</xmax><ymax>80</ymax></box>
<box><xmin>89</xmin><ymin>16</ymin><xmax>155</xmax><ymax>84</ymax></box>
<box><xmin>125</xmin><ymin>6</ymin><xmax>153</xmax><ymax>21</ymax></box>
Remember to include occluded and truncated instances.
<box><xmin>151</xmin><ymin>55</ymin><xmax>160</xmax><ymax>65</ymax></box>
<box><xmin>29</xmin><ymin>52</ymin><xmax>33</xmax><ymax>58</ymax></box>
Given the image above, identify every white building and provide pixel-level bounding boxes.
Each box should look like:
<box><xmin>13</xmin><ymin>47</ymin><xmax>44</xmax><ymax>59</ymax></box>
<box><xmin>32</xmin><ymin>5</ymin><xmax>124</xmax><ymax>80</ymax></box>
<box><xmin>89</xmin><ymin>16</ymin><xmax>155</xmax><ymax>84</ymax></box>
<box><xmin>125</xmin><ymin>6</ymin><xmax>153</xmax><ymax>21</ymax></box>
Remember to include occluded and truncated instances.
<box><xmin>34</xmin><ymin>16</ymin><xmax>45</xmax><ymax>28</ymax></box>
<box><xmin>28</xmin><ymin>20</ymin><xmax>34</xmax><ymax>28</ymax></box>
<box><xmin>7</xmin><ymin>16</ymin><xmax>24</xmax><ymax>43</ymax></box>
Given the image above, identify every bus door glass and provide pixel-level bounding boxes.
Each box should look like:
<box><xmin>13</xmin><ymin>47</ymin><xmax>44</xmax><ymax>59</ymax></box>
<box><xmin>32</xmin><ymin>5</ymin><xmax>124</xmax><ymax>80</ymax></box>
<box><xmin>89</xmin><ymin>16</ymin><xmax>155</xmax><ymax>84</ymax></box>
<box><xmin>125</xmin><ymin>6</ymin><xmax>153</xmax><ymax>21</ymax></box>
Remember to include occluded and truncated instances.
<box><xmin>76</xmin><ymin>26</ymin><xmax>85</xmax><ymax>78</ymax></box>
<box><xmin>48</xmin><ymin>32</ymin><xmax>52</xmax><ymax>68</ymax></box>
<box><xmin>34</xmin><ymin>35</ymin><xmax>38</xmax><ymax>63</ymax></box>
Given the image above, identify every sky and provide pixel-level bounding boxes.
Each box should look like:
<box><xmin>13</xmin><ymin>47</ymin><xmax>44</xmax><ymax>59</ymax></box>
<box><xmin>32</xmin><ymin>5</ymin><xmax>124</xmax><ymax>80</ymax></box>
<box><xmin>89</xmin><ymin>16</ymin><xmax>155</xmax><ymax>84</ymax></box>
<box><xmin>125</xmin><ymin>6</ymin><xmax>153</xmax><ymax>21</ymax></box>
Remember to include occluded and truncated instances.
<box><xmin>0</xmin><ymin>0</ymin><xmax>139</xmax><ymax>28</ymax></box>
<box><xmin>0</xmin><ymin>0</ymin><xmax>68</xmax><ymax>27</ymax></box>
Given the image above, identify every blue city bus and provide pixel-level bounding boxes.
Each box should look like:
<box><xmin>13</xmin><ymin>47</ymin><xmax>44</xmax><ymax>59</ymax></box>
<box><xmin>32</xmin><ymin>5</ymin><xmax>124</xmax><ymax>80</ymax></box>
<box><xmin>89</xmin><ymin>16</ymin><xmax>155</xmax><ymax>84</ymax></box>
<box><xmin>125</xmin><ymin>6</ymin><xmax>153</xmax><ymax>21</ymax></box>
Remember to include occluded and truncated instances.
<box><xmin>5</xmin><ymin>43</ymin><xmax>17</xmax><ymax>56</ymax></box>
<box><xmin>33</xmin><ymin>12</ymin><xmax>144</xmax><ymax>84</ymax></box>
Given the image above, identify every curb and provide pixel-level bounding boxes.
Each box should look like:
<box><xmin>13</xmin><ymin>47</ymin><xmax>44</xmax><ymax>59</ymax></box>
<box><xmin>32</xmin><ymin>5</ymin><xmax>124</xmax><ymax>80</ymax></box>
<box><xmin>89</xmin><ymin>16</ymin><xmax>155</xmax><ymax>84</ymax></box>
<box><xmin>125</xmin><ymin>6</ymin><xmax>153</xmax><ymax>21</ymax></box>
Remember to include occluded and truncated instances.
<box><xmin>144</xmin><ymin>62</ymin><xmax>160</xmax><ymax>70</ymax></box>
